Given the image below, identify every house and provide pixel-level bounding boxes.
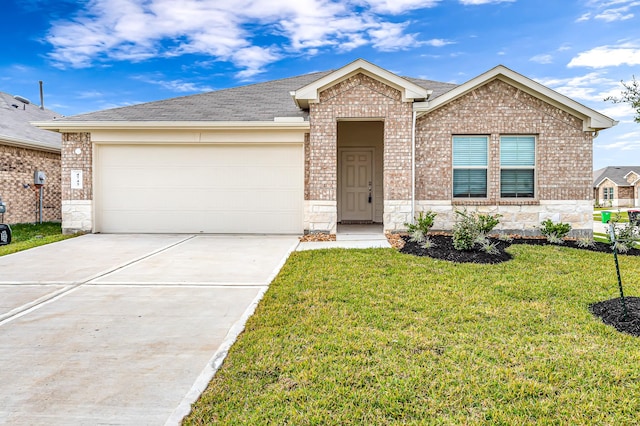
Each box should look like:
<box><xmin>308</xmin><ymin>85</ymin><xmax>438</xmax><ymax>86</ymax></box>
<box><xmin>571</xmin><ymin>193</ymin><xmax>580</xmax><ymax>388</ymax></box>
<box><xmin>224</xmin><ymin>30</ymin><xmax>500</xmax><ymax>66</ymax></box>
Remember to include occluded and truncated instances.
<box><xmin>34</xmin><ymin>59</ymin><xmax>617</xmax><ymax>236</ymax></box>
<box><xmin>0</xmin><ymin>90</ymin><xmax>62</xmax><ymax>224</ymax></box>
<box><xmin>593</xmin><ymin>166</ymin><xmax>640</xmax><ymax>207</ymax></box>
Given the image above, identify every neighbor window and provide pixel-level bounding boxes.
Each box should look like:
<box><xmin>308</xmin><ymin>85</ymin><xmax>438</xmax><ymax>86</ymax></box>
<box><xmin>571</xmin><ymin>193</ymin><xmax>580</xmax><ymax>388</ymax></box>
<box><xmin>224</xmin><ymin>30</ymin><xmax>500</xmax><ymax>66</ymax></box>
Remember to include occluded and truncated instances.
<box><xmin>453</xmin><ymin>136</ymin><xmax>488</xmax><ymax>198</ymax></box>
<box><xmin>500</xmin><ymin>136</ymin><xmax>535</xmax><ymax>198</ymax></box>
<box><xmin>604</xmin><ymin>187</ymin><xmax>614</xmax><ymax>200</ymax></box>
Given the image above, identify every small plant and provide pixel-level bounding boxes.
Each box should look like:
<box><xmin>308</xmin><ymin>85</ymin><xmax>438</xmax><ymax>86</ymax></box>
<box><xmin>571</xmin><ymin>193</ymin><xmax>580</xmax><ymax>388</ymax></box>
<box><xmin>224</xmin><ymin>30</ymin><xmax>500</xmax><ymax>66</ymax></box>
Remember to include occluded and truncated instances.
<box><xmin>576</xmin><ymin>236</ymin><xmax>596</xmax><ymax>248</ymax></box>
<box><xmin>420</xmin><ymin>237</ymin><xmax>435</xmax><ymax>250</ymax></box>
<box><xmin>452</xmin><ymin>210</ymin><xmax>501</xmax><ymax>251</ymax></box>
<box><xmin>405</xmin><ymin>211</ymin><xmax>437</xmax><ymax>242</ymax></box>
<box><xmin>497</xmin><ymin>233</ymin><xmax>513</xmax><ymax>243</ymax></box>
<box><xmin>539</xmin><ymin>219</ymin><xmax>572</xmax><ymax>244</ymax></box>
<box><xmin>478</xmin><ymin>238</ymin><xmax>499</xmax><ymax>255</ymax></box>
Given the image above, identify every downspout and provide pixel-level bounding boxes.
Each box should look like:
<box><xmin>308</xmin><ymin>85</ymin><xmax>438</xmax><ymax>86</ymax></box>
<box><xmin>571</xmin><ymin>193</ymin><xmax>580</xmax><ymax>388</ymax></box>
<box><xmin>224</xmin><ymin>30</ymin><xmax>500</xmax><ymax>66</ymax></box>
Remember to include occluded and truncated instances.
<box><xmin>411</xmin><ymin>110</ymin><xmax>416</xmax><ymax>225</ymax></box>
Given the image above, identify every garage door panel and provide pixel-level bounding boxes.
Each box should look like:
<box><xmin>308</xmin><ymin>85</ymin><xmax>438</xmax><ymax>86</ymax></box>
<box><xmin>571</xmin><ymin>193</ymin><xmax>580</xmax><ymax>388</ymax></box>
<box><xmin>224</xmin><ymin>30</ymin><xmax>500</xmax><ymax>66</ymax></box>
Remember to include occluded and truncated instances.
<box><xmin>96</xmin><ymin>144</ymin><xmax>303</xmax><ymax>234</ymax></box>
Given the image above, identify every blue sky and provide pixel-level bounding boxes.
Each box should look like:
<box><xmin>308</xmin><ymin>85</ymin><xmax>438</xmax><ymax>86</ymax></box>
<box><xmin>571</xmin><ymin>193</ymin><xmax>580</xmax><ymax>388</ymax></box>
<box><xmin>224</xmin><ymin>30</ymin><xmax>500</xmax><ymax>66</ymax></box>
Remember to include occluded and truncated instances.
<box><xmin>2</xmin><ymin>0</ymin><xmax>639</xmax><ymax>170</ymax></box>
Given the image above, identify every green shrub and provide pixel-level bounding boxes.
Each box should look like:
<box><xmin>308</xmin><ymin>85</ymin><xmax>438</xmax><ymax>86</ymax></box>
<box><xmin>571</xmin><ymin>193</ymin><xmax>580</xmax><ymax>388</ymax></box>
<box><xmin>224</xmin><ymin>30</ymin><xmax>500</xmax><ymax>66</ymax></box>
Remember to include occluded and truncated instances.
<box><xmin>452</xmin><ymin>210</ymin><xmax>501</xmax><ymax>251</ymax></box>
<box><xmin>539</xmin><ymin>219</ymin><xmax>572</xmax><ymax>244</ymax></box>
<box><xmin>405</xmin><ymin>211</ymin><xmax>437</xmax><ymax>242</ymax></box>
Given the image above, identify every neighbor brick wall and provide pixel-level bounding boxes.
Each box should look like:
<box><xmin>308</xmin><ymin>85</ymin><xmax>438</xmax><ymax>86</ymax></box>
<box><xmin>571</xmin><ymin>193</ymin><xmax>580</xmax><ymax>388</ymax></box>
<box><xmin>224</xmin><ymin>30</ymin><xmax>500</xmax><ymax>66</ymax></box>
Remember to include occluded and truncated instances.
<box><xmin>0</xmin><ymin>143</ymin><xmax>61</xmax><ymax>224</ymax></box>
<box><xmin>307</xmin><ymin>73</ymin><xmax>413</xmax><ymax>202</ymax></box>
<box><xmin>415</xmin><ymin>79</ymin><xmax>593</xmax><ymax>203</ymax></box>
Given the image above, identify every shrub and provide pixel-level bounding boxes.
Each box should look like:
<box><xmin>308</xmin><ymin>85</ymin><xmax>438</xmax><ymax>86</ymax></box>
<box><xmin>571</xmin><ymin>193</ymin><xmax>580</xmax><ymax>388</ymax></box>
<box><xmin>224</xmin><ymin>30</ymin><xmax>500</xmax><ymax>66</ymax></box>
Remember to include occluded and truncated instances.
<box><xmin>576</xmin><ymin>237</ymin><xmax>596</xmax><ymax>248</ymax></box>
<box><xmin>452</xmin><ymin>210</ymin><xmax>501</xmax><ymax>251</ymax></box>
<box><xmin>539</xmin><ymin>219</ymin><xmax>571</xmax><ymax>244</ymax></box>
<box><xmin>405</xmin><ymin>211</ymin><xmax>437</xmax><ymax>242</ymax></box>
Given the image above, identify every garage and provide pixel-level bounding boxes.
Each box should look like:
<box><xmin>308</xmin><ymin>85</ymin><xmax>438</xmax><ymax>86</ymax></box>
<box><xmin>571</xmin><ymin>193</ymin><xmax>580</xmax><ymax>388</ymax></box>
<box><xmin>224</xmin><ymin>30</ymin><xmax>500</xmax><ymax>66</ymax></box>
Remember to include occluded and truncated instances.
<box><xmin>94</xmin><ymin>143</ymin><xmax>304</xmax><ymax>234</ymax></box>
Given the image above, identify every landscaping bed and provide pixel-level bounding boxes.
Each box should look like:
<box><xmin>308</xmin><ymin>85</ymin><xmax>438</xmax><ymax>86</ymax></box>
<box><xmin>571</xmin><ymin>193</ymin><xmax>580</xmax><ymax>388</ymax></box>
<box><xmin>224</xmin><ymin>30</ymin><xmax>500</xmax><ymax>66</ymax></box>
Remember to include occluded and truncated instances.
<box><xmin>400</xmin><ymin>234</ymin><xmax>640</xmax><ymax>264</ymax></box>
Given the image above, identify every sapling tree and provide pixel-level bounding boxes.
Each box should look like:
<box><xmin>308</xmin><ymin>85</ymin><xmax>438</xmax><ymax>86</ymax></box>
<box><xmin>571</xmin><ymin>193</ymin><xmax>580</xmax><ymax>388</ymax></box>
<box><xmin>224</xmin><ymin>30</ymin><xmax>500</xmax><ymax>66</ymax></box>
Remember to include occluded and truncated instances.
<box><xmin>607</xmin><ymin>212</ymin><xmax>640</xmax><ymax>319</ymax></box>
<box><xmin>605</xmin><ymin>76</ymin><xmax>640</xmax><ymax>123</ymax></box>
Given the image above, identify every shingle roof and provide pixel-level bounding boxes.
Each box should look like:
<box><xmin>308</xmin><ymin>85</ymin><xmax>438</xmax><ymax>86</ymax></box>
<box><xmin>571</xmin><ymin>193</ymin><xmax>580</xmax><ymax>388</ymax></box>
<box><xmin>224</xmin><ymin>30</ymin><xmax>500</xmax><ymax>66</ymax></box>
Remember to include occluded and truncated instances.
<box><xmin>0</xmin><ymin>91</ymin><xmax>62</xmax><ymax>151</ymax></box>
<box><xmin>593</xmin><ymin>166</ymin><xmax>640</xmax><ymax>187</ymax></box>
<box><xmin>53</xmin><ymin>71</ymin><xmax>459</xmax><ymax>123</ymax></box>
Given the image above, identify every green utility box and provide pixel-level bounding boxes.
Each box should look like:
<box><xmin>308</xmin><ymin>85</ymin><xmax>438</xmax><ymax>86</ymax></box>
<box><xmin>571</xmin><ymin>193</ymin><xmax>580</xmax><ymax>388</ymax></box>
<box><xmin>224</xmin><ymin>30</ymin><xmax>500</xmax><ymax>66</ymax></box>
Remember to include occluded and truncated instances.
<box><xmin>601</xmin><ymin>211</ymin><xmax>611</xmax><ymax>223</ymax></box>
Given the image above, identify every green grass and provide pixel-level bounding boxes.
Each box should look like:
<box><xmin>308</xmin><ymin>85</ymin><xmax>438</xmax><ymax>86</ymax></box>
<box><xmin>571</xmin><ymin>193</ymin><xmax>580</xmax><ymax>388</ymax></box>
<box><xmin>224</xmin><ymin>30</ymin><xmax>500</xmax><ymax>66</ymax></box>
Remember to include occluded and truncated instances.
<box><xmin>186</xmin><ymin>245</ymin><xmax>640</xmax><ymax>425</ymax></box>
<box><xmin>0</xmin><ymin>222</ymin><xmax>78</xmax><ymax>256</ymax></box>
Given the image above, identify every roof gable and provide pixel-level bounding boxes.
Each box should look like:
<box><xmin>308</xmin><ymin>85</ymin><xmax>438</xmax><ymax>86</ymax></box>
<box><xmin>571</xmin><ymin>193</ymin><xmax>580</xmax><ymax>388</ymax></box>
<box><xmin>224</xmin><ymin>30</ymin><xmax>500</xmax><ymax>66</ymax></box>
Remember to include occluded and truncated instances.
<box><xmin>415</xmin><ymin>65</ymin><xmax>617</xmax><ymax>132</ymax></box>
<box><xmin>292</xmin><ymin>59</ymin><xmax>431</xmax><ymax>109</ymax></box>
<box><xmin>593</xmin><ymin>166</ymin><xmax>640</xmax><ymax>187</ymax></box>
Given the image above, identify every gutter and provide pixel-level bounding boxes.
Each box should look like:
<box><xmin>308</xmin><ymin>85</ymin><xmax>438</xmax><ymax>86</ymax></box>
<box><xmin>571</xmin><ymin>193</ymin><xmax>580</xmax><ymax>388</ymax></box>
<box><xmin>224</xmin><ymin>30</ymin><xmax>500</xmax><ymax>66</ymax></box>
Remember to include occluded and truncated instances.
<box><xmin>0</xmin><ymin>136</ymin><xmax>61</xmax><ymax>154</ymax></box>
<box><xmin>31</xmin><ymin>120</ymin><xmax>311</xmax><ymax>133</ymax></box>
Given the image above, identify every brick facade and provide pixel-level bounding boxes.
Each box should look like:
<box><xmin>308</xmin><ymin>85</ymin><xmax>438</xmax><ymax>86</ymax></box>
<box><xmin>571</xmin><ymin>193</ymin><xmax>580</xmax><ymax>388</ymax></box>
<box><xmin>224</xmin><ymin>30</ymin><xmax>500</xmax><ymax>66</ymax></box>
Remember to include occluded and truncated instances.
<box><xmin>61</xmin><ymin>132</ymin><xmax>93</xmax><ymax>233</ymax></box>
<box><xmin>306</xmin><ymin>73</ymin><xmax>413</xmax><ymax>232</ymax></box>
<box><xmin>0</xmin><ymin>143</ymin><xmax>61</xmax><ymax>224</ymax></box>
<box><xmin>414</xmin><ymin>79</ymin><xmax>594</xmax><ymax>235</ymax></box>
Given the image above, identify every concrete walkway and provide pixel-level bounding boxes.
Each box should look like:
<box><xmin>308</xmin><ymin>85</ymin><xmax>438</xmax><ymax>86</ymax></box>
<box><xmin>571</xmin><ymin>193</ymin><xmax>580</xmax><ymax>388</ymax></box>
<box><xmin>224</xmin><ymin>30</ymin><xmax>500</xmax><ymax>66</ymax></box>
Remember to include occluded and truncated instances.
<box><xmin>296</xmin><ymin>224</ymin><xmax>391</xmax><ymax>251</ymax></box>
<box><xmin>0</xmin><ymin>234</ymin><xmax>298</xmax><ymax>425</ymax></box>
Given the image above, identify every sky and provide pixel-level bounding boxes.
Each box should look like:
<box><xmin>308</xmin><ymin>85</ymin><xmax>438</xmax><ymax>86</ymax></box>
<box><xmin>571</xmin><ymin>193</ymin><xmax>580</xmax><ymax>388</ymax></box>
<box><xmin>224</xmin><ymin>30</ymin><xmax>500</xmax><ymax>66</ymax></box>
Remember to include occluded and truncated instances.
<box><xmin>2</xmin><ymin>0</ymin><xmax>639</xmax><ymax>170</ymax></box>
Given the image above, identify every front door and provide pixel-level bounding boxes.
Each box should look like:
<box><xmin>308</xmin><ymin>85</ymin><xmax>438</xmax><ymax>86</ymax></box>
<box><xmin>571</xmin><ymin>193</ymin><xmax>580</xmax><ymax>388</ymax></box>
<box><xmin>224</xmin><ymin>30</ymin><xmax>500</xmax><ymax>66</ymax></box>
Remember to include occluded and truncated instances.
<box><xmin>340</xmin><ymin>150</ymin><xmax>373</xmax><ymax>222</ymax></box>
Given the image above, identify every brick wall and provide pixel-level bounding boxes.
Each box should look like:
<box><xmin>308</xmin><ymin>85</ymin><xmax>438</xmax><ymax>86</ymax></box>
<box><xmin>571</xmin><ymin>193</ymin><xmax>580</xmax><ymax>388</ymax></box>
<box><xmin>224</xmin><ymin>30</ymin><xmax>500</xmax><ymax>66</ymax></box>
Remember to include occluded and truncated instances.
<box><xmin>305</xmin><ymin>73</ymin><xmax>413</xmax><ymax>232</ymax></box>
<box><xmin>416</xmin><ymin>79</ymin><xmax>592</xmax><ymax>202</ymax></box>
<box><xmin>308</xmin><ymin>73</ymin><xmax>413</xmax><ymax>201</ymax></box>
<box><xmin>0</xmin><ymin>143</ymin><xmax>61</xmax><ymax>224</ymax></box>
<box><xmin>413</xmin><ymin>79</ymin><xmax>595</xmax><ymax>235</ymax></box>
<box><xmin>61</xmin><ymin>133</ymin><xmax>93</xmax><ymax>233</ymax></box>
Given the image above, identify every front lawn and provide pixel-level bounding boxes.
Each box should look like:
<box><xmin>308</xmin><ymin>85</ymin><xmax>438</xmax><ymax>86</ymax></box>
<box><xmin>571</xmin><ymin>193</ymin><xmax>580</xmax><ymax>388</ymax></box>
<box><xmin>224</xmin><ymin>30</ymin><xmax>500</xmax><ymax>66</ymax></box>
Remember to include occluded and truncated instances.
<box><xmin>0</xmin><ymin>222</ymin><xmax>77</xmax><ymax>256</ymax></box>
<box><xmin>186</xmin><ymin>245</ymin><xmax>640</xmax><ymax>425</ymax></box>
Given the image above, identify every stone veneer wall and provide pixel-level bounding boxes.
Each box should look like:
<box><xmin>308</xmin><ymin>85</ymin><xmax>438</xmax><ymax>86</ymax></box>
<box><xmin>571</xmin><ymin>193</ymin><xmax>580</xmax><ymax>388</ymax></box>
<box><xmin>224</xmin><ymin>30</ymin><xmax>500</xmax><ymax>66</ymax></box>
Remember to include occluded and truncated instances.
<box><xmin>61</xmin><ymin>132</ymin><xmax>93</xmax><ymax>233</ymax></box>
<box><xmin>305</xmin><ymin>73</ymin><xmax>413</xmax><ymax>233</ymax></box>
<box><xmin>415</xmin><ymin>79</ymin><xmax>594</xmax><ymax>236</ymax></box>
<box><xmin>0</xmin><ymin>143</ymin><xmax>61</xmax><ymax>224</ymax></box>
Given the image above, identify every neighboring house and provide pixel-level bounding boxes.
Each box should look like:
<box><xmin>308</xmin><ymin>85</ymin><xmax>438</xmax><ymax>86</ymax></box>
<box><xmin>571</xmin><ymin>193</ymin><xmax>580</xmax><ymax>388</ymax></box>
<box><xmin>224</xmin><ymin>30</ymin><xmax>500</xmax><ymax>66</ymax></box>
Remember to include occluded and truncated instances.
<box><xmin>35</xmin><ymin>59</ymin><xmax>617</xmax><ymax>236</ymax></box>
<box><xmin>593</xmin><ymin>166</ymin><xmax>640</xmax><ymax>207</ymax></box>
<box><xmin>0</xmin><ymin>91</ymin><xmax>62</xmax><ymax>224</ymax></box>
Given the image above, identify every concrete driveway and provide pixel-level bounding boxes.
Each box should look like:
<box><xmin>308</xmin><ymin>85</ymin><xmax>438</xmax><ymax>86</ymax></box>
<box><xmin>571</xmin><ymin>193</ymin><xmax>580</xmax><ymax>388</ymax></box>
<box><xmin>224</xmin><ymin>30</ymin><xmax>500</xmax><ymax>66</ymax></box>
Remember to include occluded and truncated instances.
<box><xmin>0</xmin><ymin>234</ymin><xmax>298</xmax><ymax>425</ymax></box>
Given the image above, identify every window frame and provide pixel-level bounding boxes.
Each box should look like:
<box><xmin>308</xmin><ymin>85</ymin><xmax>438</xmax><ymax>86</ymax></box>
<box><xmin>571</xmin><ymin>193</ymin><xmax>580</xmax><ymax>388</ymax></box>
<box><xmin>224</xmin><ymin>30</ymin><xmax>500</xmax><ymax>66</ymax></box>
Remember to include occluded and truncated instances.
<box><xmin>452</xmin><ymin>135</ymin><xmax>489</xmax><ymax>199</ymax></box>
<box><xmin>604</xmin><ymin>187</ymin><xmax>614</xmax><ymax>200</ymax></box>
<box><xmin>499</xmin><ymin>135</ymin><xmax>536</xmax><ymax>199</ymax></box>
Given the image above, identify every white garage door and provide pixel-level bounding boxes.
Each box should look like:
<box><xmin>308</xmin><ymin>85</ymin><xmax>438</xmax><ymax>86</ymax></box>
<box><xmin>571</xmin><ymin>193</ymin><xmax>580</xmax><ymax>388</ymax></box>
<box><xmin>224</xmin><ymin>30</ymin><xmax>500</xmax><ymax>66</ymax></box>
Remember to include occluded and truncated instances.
<box><xmin>95</xmin><ymin>144</ymin><xmax>303</xmax><ymax>233</ymax></box>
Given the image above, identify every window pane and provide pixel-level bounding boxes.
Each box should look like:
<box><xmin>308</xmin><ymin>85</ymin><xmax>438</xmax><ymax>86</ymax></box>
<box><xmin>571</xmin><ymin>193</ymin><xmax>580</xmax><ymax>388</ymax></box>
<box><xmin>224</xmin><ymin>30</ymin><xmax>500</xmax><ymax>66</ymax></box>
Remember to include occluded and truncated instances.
<box><xmin>453</xmin><ymin>136</ymin><xmax>488</xmax><ymax>167</ymax></box>
<box><xmin>501</xmin><ymin>169</ymin><xmax>534</xmax><ymax>198</ymax></box>
<box><xmin>454</xmin><ymin>169</ymin><xmax>487</xmax><ymax>198</ymax></box>
<box><xmin>501</xmin><ymin>136</ymin><xmax>535</xmax><ymax>166</ymax></box>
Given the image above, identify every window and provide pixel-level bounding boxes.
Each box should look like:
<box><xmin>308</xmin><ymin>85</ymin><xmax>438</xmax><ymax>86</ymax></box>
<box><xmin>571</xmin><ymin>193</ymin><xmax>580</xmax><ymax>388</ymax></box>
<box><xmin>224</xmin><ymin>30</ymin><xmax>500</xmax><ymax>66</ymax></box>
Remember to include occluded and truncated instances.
<box><xmin>453</xmin><ymin>136</ymin><xmax>488</xmax><ymax>198</ymax></box>
<box><xmin>500</xmin><ymin>136</ymin><xmax>535</xmax><ymax>198</ymax></box>
<box><xmin>604</xmin><ymin>187</ymin><xmax>614</xmax><ymax>200</ymax></box>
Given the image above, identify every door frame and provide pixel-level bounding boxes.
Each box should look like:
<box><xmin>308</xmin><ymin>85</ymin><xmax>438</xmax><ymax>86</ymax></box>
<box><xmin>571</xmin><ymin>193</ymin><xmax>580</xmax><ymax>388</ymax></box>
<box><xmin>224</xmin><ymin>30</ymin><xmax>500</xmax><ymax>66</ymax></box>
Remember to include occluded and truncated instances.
<box><xmin>337</xmin><ymin>147</ymin><xmax>376</xmax><ymax>223</ymax></box>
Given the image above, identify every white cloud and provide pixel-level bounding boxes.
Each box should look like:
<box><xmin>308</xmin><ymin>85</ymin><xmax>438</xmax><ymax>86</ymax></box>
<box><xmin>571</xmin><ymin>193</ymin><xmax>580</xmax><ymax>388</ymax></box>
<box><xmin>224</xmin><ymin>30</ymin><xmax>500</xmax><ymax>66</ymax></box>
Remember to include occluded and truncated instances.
<box><xmin>568</xmin><ymin>42</ymin><xmax>640</xmax><ymax>68</ymax></box>
<box><xmin>578</xmin><ymin>0</ymin><xmax>640</xmax><ymax>22</ymax></box>
<box><xmin>424</xmin><ymin>38</ymin><xmax>456</xmax><ymax>47</ymax></box>
<box><xmin>458</xmin><ymin>0</ymin><xmax>515</xmax><ymax>4</ymax></box>
<box><xmin>45</xmin><ymin>0</ymin><xmax>441</xmax><ymax>78</ymax></box>
<box><xmin>597</xmin><ymin>129</ymin><xmax>640</xmax><ymax>150</ymax></box>
<box><xmin>530</xmin><ymin>54</ymin><xmax>553</xmax><ymax>64</ymax></box>
<box><xmin>132</xmin><ymin>74</ymin><xmax>214</xmax><ymax>92</ymax></box>
<box><xmin>535</xmin><ymin>72</ymin><xmax>620</xmax><ymax>103</ymax></box>
<box><xmin>359</xmin><ymin>0</ymin><xmax>440</xmax><ymax>14</ymax></box>
<box><xmin>369</xmin><ymin>22</ymin><xmax>419</xmax><ymax>51</ymax></box>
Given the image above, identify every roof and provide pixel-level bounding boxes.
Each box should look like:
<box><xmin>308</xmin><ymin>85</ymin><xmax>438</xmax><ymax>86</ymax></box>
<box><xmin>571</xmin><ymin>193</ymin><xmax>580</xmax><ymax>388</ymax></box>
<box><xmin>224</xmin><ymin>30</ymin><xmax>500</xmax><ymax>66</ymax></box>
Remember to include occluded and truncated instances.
<box><xmin>35</xmin><ymin>64</ymin><xmax>458</xmax><ymax>131</ymax></box>
<box><xmin>593</xmin><ymin>166</ymin><xmax>640</xmax><ymax>187</ymax></box>
<box><xmin>0</xmin><ymin>91</ymin><xmax>62</xmax><ymax>152</ymax></box>
<box><xmin>414</xmin><ymin>65</ymin><xmax>618</xmax><ymax>132</ymax></box>
<box><xmin>293</xmin><ymin>59</ymin><xmax>434</xmax><ymax>108</ymax></box>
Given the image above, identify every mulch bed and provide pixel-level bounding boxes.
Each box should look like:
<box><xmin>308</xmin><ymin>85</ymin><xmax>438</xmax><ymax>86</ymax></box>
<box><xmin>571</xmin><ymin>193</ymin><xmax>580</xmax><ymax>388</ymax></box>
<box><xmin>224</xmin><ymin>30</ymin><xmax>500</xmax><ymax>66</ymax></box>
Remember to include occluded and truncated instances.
<box><xmin>399</xmin><ymin>234</ymin><xmax>640</xmax><ymax>265</ymax></box>
<box><xmin>590</xmin><ymin>297</ymin><xmax>640</xmax><ymax>337</ymax></box>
